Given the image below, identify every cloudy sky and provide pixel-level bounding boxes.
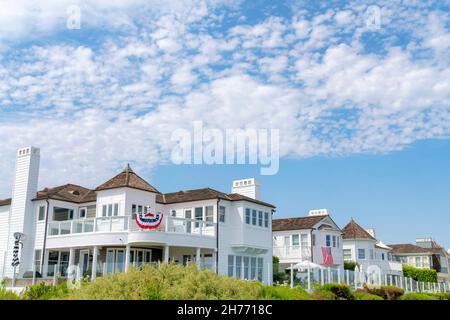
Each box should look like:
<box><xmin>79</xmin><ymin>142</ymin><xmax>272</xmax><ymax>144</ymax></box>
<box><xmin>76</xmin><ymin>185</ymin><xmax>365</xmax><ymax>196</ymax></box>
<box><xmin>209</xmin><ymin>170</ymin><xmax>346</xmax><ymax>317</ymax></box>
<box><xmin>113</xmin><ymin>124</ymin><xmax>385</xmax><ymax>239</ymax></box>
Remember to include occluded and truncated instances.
<box><xmin>0</xmin><ymin>1</ymin><xmax>449</xmax><ymax>246</ymax></box>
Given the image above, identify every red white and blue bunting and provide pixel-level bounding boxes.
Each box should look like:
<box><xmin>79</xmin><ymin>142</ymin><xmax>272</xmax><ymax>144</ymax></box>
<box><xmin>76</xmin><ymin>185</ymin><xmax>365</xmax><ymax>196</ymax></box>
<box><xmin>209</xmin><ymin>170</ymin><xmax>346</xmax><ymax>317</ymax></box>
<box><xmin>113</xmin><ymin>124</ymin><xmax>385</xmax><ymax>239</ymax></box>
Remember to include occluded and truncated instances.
<box><xmin>135</xmin><ymin>209</ymin><xmax>163</xmax><ymax>229</ymax></box>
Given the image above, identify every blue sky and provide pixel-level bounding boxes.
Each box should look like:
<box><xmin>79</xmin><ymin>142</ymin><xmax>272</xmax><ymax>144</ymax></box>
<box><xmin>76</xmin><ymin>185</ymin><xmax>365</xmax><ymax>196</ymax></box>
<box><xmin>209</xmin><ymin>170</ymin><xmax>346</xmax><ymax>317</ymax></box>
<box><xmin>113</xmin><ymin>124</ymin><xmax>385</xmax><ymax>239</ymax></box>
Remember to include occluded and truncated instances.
<box><xmin>0</xmin><ymin>1</ymin><xmax>449</xmax><ymax>247</ymax></box>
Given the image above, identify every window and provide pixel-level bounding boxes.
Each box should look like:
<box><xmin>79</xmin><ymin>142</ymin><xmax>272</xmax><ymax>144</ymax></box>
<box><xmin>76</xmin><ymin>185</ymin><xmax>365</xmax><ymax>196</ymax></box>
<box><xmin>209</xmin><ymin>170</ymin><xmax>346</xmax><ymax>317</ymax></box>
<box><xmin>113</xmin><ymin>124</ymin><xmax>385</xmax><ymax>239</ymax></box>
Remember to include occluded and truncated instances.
<box><xmin>415</xmin><ymin>256</ymin><xmax>422</xmax><ymax>268</ymax></box>
<box><xmin>343</xmin><ymin>249</ymin><xmax>352</xmax><ymax>261</ymax></box>
<box><xmin>113</xmin><ymin>203</ymin><xmax>119</xmax><ymax>216</ymax></box>
<box><xmin>38</xmin><ymin>206</ymin><xmax>46</xmax><ymax>221</ymax></box>
<box><xmin>358</xmin><ymin>249</ymin><xmax>366</xmax><ymax>260</ymax></box>
<box><xmin>103</xmin><ymin>205</ymin><xmax>108</xmax><ymax>217</ymax></box>
<box><xmin>301</xmin><ymin>234</ymin><xmax>308</xmax><ymax>248</ymax></box>
<box><xmin>312</xmin><ymin>234</ymin><xmax>316</xmax><ymax>246</ymax></box>
<box><xmin>53</xmin><ymin>207</ymin><xmax>74</xmax><ymax>221</ymax></box>
<box><xmin>337</xmin><ymin>236</ymin><xmax>340</xmax><ymax>248</ymax></box>
<box><xmin>219</xmin><ymin>206</ymin><xmax>226</xmax><ymax>223</ymax></box>
<box><xmin>332</xmin><ymin>236</ymin><xmax>337</xmax><ymax>248</ymax></box>
<box><xmin>292</xmin><ymin>234</ymin><xmax>299</xmax><ymax>246</ymax></box>
<box><xmin>245</xmin><ymin>208</ymin><xmax>251</xmax><ymax>224</ymax></box>
<box><xmin>264</xmin><ymin>212</ymin><xmax>269</xmax><ymax>228</ymax></box>
<box><xmin>243</xmin><ymin>257</ymin><xmax>250</xmax><ymax>280</ymax></box>
<box><xmin>47</xmin><ymin>251</ymin><xmax>59</xmax><ymax>277</ymax></box>
<box><xmin>34</xmin><ymin>250</ymin><xmax>42</xmax><ymax>273</ymax></box>
<box><xmin>257</xmin><ymin>257</ymin><xmax>263</xmax><ymax>282</ymax></box>
<box><xmin>252</xmin><ymin>209</ymin><xmax>257</xmax><ymax>225</ymax></box>
<box><xmin>326</xmin><ymin>235</ymin><xmax>331</xmax><ymax>247</ymax></box>
<box><xmin>370</xmin><ymin>249</ymin><xmax>374</xmax><ymax>260</ymax></box>
<box><xmin>205</xmin><ymin>206</ymin><xmax>214</xmax><ymax>222</ymax></box>
<box><xmin>258</xmin><ymin>211</ymin><xmax>263</xmax><ymax>226</ymax></box>
<box><xmin>250</xmin><ymin>257</ymin><xmax>257</xmax><ymax>280</ymax></box>
<box><xmin>235</xmin><ymin>256</ymin><xmax>242</xmax><ymax>279</ymax></box>
<box><xmin>107</xmin><ymin>204</ymin><xmax>113</xmax><ymax>217</ymax></box>
<box><xmin>228</xmin><ymin>255</ymin><xmax>234</xmax><ymax>277</ymax></box>
<box><xmin>195</xmin><ymin>207</ymin><xmax>203</xmax><ymax>227</ymax></box>
<box><xmin>381</xmin><ymin>253</ymin><xmax>385</xmax><ymax>261</ymax></box>
<box><xmin>79</xmin><ymin>207</ymin><xmax>86</xmax><ymax>219</ymax></box>
<box><xmin>171</xmin><ymin>210</ymin><xmax>177</xmax><ymax>217</ymax></box>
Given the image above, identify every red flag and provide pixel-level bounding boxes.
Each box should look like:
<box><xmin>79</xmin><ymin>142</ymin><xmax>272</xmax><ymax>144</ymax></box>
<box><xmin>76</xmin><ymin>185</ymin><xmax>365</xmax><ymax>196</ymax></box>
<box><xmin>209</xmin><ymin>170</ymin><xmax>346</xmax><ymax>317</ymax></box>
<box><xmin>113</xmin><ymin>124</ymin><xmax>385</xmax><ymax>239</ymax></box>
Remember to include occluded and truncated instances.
<box><xmin>321</xmin><ymin>247</ymin><xmax>334</xmax><ymax>266</ymax></box>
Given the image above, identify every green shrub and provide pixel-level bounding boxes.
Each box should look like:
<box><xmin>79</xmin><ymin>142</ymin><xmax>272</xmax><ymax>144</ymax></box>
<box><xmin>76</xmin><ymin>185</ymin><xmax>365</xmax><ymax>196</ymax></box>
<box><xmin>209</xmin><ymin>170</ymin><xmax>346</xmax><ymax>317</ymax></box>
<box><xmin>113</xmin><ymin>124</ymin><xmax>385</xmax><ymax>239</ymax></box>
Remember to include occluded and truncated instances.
<box><xmin>23</xmin><ymin>282</ymin><xmax>70</xmax><ymax>300</ymax></box>
<box><xmin>366</xmin><ymin>285</ymin><xmax>404</xmax><ymax>300</ymax></box>
<box><xmin>314</xmin><ymin>283</ymin><xmax>354</xmax><ymax>300</ymax></box>
<box><xmin>260</xmin><ymin>285</ymin><xmax>311</xmax><ymax>300</ymax></box>
<box><xmin>344</xmin><ymin>261</ymin><xmax>358</xmax><ymax>271</ymax></box>
<box><xmin>0</xmin><ymin>288</ymin><xmax>20</xmax><ymax>300</ymax></box>
<box><xmin>428</xmin><ymin>293</ymin><xmax>450</xmax><ymax>300</ymax></box>
<box><xmin>402</xmin><ymin>265</ymin><xmax>437</xmax><ymax>283</ymax></box>
<box><xmin>61</xmin><ymin>264</ymin><xmax>298</xmax><ymax>300</ymax></box>
<box><xmin>311</xmin><ymin>290</ymin><xmax>336</xmax><ymax>300</ymax></box>
<box><xmin>353</xmin><ymin>292</ymin><xmax>383</xmax><ymax>300</ymax></box>
<box><xmin>400</xmin><ymin>293</ymin><xmax>439</xmax><ymax>300</ymax></box>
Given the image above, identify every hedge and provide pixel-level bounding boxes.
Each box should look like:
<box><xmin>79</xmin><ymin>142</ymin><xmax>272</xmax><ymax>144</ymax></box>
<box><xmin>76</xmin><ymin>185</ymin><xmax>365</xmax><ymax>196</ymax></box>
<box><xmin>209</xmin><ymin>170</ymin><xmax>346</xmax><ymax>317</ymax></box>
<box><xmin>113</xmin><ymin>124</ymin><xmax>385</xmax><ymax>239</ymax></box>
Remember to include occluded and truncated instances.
<box><xmin>314</xmin><ymin>283</ymin><xmax>355</xmax><ymax>300</ymax></box>
<box><xmin>365</xmin><ymin>285</ymin><xmax>404</xmax><ymax>300</ymax></box>
<box><xmin>400</xmin><ymin>293</ymin><xmax>439</xmax><ymax>300</ymax></box>
<box><xmin>402</xmin><ymin>265</ymin><xmax>437</xmax><ymax>283</ymax></box>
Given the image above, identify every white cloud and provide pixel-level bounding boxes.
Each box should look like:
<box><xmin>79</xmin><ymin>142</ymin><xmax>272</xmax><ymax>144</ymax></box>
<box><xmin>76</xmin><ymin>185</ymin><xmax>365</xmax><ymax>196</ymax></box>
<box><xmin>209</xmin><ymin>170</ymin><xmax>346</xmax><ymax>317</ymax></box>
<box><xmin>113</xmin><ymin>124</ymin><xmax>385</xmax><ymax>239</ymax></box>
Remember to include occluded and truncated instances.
<box><xmin>0</xmin><ymin>1</ymin><xmax>449</xmax><ymax>197</ymax></box>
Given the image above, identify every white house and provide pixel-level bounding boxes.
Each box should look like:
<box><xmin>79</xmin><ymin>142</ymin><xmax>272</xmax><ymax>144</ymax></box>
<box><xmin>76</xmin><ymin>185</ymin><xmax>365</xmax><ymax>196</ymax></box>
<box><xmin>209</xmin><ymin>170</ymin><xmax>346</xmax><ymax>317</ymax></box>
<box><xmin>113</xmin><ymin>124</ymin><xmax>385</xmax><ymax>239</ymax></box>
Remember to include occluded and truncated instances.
<box><xmin>342</xmin><ymin>219</ymin><xmax>403</xmax><ymax>279</ymax></box>
<box><xmin>389</xmin><ymin>238</ymin><xmax>450</xmax><ymax>283</ymax></box>
<box><xmin>272</xmin><ymin>209</ymin><xmax>344</xmax><ymax>272</ymax></box>
<box><xmin>0</xmin><ymin>147</ymin><xmax>275</xmax><ymax>285</ymax></box>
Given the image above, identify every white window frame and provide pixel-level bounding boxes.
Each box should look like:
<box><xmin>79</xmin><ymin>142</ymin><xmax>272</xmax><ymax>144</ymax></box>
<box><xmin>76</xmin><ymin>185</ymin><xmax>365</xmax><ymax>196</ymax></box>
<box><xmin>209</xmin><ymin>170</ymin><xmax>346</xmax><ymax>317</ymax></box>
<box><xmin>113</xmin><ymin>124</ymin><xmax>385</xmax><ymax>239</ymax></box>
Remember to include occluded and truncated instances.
<box><xmin>79</xmin><ymin>207</ymin><xmax>87</xmax><ymax>219</ymax></box>
<box><xmin>37</xmin><ymin>205</ymin><xmax>46</xmax><ymax>221</ymax></box>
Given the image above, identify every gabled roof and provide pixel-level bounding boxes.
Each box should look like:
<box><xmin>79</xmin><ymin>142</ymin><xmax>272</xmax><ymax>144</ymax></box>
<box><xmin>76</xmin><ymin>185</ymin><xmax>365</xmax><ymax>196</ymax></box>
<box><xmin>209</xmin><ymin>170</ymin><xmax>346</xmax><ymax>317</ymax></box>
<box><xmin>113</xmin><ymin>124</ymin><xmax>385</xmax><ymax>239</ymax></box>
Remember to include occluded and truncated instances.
<box><xmin>342</xmin><ymin>219</ymin><xmax>376</xmax><ymax>241</ymax></box>
<box><xmin>33</xmin><ymin>184</ymin><xmax>96</xmax><ymax>204</ymax></box>
<box><xmin>272</xmin><ymin>215</ymin><xmax>329</xmax><ymax>231</ymax></box>
<box><xmin>156</xmin><ymin>188</ymin><xmax>275</xmax><ymax>208</ymax></box>
<box><xmin>0</xmin><ymin>198</ymin><xmax>11</xmax><ymax>207</ymax></box>
<box><xmin>96</xmin><ymin>164</ymin><xmax>160</xmax><ymax>194</ymax></box>
<box><xmin>389</xmin><ymin>244</ymin><xmax>443</xmax><ymax>255</ymax></box>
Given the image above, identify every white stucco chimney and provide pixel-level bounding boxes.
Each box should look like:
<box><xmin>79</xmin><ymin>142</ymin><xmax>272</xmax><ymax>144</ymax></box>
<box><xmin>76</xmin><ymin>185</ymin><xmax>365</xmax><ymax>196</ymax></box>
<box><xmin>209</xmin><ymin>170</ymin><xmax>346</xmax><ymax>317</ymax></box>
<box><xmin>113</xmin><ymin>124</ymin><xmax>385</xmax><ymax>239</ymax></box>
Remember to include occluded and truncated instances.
<box><xmin>308</xmin><ymin>209</ymin><xmax>329</xmax><ymax>216</ymax></box>
<box><xmin>5</xmin><ymin>147</ymin><xmax>40</xmax><ymax>277</ymax></box>
<box><xmin>232</xmin><ymin>178</ymin><xmax>260</xmax><ymax>200</ymax></box>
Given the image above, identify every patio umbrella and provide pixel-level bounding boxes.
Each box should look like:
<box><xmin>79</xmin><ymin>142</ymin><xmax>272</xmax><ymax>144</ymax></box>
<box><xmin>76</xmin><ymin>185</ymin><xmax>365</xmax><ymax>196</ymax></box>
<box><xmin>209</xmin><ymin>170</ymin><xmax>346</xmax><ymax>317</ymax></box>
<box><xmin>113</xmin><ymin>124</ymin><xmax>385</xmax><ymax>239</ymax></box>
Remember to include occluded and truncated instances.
<box><xmin>288</xmin><ymin>261</ymin><xmax>324</xmax><ymax>290</ymax></box>
<box><xmin>289</xmin><ymin>260</ymin><xmax>324</xmax><ymax>270</ymax></box>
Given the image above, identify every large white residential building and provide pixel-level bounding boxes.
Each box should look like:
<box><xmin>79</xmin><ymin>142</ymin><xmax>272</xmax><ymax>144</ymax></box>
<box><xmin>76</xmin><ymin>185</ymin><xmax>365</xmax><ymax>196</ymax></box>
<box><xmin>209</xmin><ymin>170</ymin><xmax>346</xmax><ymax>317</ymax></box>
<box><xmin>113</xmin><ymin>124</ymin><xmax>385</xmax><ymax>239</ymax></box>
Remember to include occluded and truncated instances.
<box><xmin>272</xmin><ymin>209</ymin><xmax>344</xmax><ymax>271</ymax></box>
<box><xmin>342</xmin><ymin>219</ymin><xmax>403</xmax><ymax>278</ymax></box>
<box><xmin>0</xmin><ymin>147</ymin><xmax>275</xmax><ymax>285</ymax></box>
<box><xmin>389</xmin><ymin>238</ymin><xmax>450</xmax><ymax>283</ymax></box>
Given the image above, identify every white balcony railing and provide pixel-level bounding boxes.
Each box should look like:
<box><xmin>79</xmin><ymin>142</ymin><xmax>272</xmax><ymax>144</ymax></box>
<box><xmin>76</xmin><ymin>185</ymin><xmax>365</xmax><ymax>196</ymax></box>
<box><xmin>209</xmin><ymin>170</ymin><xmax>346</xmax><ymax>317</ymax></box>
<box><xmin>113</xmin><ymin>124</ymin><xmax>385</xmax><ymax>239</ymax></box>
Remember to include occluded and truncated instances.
<box><xmin>47</xmin><ymin>216</ymin><xmax>216</xmax><ymax>238</ymax></box>
<box><xmin>273</xmin><ymin>246</ymin><xmax>312</xmax><ymax>260</ymax></box>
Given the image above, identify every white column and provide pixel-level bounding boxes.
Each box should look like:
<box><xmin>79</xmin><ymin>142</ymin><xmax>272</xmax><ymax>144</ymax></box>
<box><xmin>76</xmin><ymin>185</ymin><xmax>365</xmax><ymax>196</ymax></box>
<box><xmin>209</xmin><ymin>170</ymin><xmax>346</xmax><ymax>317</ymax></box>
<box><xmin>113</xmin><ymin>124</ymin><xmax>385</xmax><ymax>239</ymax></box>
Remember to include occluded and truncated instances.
<box><xmin>91</xmin><ymin>246</ymin><xmax>98</xmax><ymax>279</ymax></box>
<box><xmin>69</xmin><ymin>248</ymin><xmax>75</xmax><ymax>268</ymax></box>
<box><xmin>212</xmin><ymin>250</ymin><xmax>217</xmax><ymax>273</ymax></box>
<box><xmin>196</xmin><ymin>247</ymin><xmax>201</xmax><ymax>270</ymax></box>
<box><xmin>164</xmin><ymin>245</ymin><xmax>170</xmax><ymax>264</ymax></box>
<box><xmin>125</xmin><ymin>245</ymin><xmax>131</xmax><ymax>272</ymax></box>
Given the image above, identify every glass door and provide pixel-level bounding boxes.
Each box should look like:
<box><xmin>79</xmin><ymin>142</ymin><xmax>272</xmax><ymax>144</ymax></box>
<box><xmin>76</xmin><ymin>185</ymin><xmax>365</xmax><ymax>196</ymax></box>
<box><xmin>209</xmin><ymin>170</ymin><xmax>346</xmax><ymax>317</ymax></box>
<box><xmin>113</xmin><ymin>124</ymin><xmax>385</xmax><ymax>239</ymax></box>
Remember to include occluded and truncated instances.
<box><xmin>60</xmin><ymin>252</ymin><xmax>70</xmax><ymax>277</ymax></box>
<box><xmin>80</xmin><ymin>250</ymin><xmax>91</xmax><ymax>276</ymax></box>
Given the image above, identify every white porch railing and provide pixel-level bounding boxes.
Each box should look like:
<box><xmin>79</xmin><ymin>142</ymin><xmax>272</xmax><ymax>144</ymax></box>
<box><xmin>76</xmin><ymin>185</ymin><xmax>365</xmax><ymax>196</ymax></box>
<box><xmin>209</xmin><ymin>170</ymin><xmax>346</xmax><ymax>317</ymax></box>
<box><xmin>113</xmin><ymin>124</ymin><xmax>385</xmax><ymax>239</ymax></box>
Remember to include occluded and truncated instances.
<box><xmin>273</xmin><ymin>246</ymin><xmax>311</xmax><ymax>260</ymax></box>
<box><xmin>47</xmin><ymin>216</ymin><xmax>216</xmax><ymax>238</ymax></box>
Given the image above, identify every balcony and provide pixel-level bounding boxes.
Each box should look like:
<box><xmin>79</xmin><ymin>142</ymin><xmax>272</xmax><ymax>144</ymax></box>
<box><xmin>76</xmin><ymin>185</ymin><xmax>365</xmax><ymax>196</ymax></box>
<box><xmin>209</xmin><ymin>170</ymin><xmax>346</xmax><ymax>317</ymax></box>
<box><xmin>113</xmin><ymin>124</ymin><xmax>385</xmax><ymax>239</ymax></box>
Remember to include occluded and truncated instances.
<box><xmin>47</xmin><ymin>215</ymin><xmax>216</xmax><ymax>238</ymax></box>
<box><xmin>273</xmin><ymin>246</ymin><xmax>312</xmax><ymax>261</ymax></box>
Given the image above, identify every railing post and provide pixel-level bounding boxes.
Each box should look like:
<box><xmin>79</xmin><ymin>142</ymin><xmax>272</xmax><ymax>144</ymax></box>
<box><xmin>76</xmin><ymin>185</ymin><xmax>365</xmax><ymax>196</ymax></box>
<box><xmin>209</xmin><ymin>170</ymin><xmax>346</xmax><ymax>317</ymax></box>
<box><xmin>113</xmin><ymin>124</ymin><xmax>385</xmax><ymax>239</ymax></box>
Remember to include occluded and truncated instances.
<box><xmin>109</xmin><ymin>216</ymin><xmax>113</xmax><ymax>232</ymax></box>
